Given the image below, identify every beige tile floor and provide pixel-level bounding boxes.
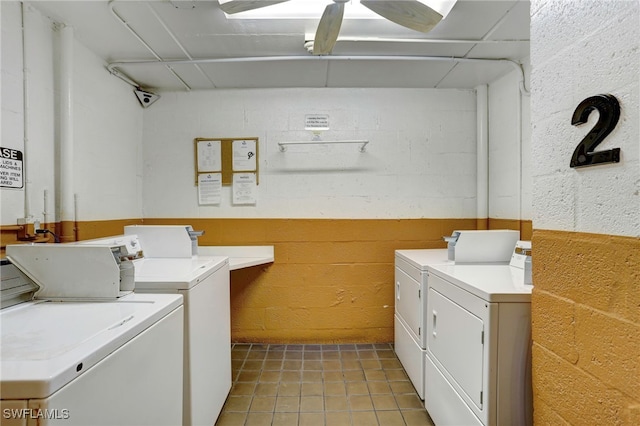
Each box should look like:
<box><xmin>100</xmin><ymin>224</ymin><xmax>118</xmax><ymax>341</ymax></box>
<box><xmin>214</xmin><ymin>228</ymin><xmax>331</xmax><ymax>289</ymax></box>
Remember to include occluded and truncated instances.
<box><xmin>215</xmin><ymin>343</ymin><xmax>435</xmax><ymax>426</ymax></box>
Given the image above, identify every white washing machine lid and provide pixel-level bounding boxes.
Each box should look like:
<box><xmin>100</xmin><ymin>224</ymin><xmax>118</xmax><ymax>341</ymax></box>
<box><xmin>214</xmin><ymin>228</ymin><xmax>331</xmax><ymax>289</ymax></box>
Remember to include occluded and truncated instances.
<box><xmin>395</xmin><ymin>249</ymin><xmax>450</xmax><ymax>270</ymax></box>
<box><xmin>0</xmin><ymin>293</ymin><xmax>183</xmax><ymax>399</ymax></box>
<box><xmin>428</xmin><ymin>264</ymin><xmax>532</xmax><ymax>302</ymax></box>
<box><xmin>132</xmin><ymin>255</ymin><xmax>228</xmax><ymax>290</ymax></box>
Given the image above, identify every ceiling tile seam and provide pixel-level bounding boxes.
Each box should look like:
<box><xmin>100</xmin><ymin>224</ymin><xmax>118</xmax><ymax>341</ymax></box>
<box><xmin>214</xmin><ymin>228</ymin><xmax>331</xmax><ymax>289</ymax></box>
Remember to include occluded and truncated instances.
<box><xmin>145</xmin><ymin>1</ymin><xmax>217</xmax><ymax>89</ymax></box>
<box><xmin>109</xmin><ymin>0</ymin><xmax>191</xmax><ymax>91</ymax></box>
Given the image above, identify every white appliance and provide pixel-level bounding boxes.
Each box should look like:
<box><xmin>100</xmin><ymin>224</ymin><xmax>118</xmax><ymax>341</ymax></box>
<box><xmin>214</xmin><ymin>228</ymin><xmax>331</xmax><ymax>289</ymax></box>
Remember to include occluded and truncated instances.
<box><xmin>83</xmin><ymin>225</ymin><xmax>231</xmax><ymax>426</ymax></box>
<box><xmin>424</xmin><ymin>251</ymin><xmax>533</xmax><ymax>426</ymax></box>
<box><xmin>2</xmin><ymin>247</ymin><xmax>184</xmax><ymax>426</ymax></box>
<box><xmin>393</xmin><ymin>230</ymin><xmax>520</xmax><ymax>400</ymax></box>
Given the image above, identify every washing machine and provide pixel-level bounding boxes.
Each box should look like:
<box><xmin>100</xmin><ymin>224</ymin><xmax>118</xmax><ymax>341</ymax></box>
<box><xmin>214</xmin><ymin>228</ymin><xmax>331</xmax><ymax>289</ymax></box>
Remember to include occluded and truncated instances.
<box><xmin>394</xmin><ymin>230</ymin><xmax>520</xmax><ymax>399</ymax></box>
<box><xmin>81</xmin><ymin>225</ymin><xmax>231</xmax><ymax>426</ymax></box>
<box><xmin>2</xmin><ymin>246</ymin><xmax>184</xmax><ymax>426</ymax></box>
<box><xmin>424</xmin><ymin>242</ymin><xmax>533</xmax><ymax>426</ymax></box>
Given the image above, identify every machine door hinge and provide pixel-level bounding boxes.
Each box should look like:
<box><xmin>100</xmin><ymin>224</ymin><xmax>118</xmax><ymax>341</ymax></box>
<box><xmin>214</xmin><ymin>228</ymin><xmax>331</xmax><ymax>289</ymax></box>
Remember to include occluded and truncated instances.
<box><xmin>418</xmin><ymin>289</ymin><xmax>421</xmax><ymax>299</ymax></box>
<box><xmin>418</xmin><ymin>327</ymin><xmax>421</xmax><ymax>336</ymax></box>
<box><xmin>480</xmin><ymin>391</ymin><xmax>483</xmax><ymax>404</ymax></box>
<box><xmin>481</xmin><ymin>330</ymin><xmax>485</xmax><ymax>345</ymax></box>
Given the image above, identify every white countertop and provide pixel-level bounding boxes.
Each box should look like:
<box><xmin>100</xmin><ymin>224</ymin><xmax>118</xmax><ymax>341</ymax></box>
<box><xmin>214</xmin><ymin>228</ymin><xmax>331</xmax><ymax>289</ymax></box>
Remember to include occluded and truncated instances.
<box><xmin>197</xmin><ymin>245</ymin><xmax>274</xmax><ymax>271</ymax></box>
<box><xmin>428</xmin><ymin>263</ymin><xmax>532</xmax><ymax>303</ymax></box>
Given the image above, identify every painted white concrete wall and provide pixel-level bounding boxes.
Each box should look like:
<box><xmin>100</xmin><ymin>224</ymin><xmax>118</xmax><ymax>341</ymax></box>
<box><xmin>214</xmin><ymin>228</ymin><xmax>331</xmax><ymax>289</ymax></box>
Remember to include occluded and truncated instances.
<box><xmin>488</xmin><ymin>59</ymin><xmax>532</xmax><ymax>221</ymax></box>
<box><xmin>1</xmin><ymin>2</ymin><xmax>55</xmax><ymax>224</ymax></box>
<box><xmin>141</xmin><ymin>88</ymin><xmax>477</xmax><ymax>219</ymax></box>
<box><xmin>2</xmin><ymin>3</ymin><xmax>531</xmax><ymax>225</ymax></box>
<box><xmin>0</xmin><ymin>3</ymin><xmax>143</xmax><ymax>225</ymax></box>
<box><xmin>531</xmin><ymin>0</ymin><xmax>639</xmax><ymax>237</ymax></box>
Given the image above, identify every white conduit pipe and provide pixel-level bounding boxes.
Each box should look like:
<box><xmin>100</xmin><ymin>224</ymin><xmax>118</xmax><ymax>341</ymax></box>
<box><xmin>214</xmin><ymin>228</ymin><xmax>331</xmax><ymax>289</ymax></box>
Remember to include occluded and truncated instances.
<box><xmin>475</xmin><ymin>84</ymin><xmax>489</xmax><ymax>227</ymax></box>
<box><xmin>516</xmin><ymin>73</ymin><xmax>524</xmax><ymax>231</ymax></box>
<box><xmin>21</xmin><ymin>3</ymin><xmax>31</xmax><ymax>219</ymax></box>
<box><xmin>107</xmin><ymin>55</ymin><xmax>528</xmax><ymax>89</ymax></box>
<box><xmin>59</xmin><ymin>25</ymin><xmax>74</xmax><ymax>231</ymax></box>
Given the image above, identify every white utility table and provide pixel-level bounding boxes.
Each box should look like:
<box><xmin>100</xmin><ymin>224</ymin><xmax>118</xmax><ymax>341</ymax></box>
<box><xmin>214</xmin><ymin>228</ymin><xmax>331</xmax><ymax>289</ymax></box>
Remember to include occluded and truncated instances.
<box><xmin>197</xmin><ymin>245</ymin><xmax>274</xmax><ymax>270</ymax></box>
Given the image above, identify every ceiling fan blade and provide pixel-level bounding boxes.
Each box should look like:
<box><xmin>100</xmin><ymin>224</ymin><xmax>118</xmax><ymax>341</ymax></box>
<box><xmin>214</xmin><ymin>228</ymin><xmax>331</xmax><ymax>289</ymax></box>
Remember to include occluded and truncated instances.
<box><xmin>313</xmin><ymin>2</ymin><xmax>345</xmax><ymax>55</ymax></box>
<box><xmin>218</xmin><ymin>0</ymin><xmax>290</xmax><ymax>15</ymax></box>
<box><xmin>360</xmin><ymin>0</ymin><xmax>443</xmax><ymax>33</ymax></box>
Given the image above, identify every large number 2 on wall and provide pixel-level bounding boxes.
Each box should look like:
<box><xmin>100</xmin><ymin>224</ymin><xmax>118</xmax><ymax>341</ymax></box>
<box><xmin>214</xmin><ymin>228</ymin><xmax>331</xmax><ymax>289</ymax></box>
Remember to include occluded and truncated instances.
<box><xmin>570</xmin><ymin>94</ymin><xmax>621</xmax><ymax>168</ymax></box>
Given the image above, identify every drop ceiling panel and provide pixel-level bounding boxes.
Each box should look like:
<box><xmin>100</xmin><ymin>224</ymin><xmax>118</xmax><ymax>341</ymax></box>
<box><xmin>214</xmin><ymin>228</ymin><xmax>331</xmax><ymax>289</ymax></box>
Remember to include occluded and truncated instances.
<box><xmin>183</xmin><ymin>34</ymin><xmax>309</xmax><ymax>57</ymax></box>
<box><xmin>28</xmin><ymin>1</ymin><xmax>531</xmax><ymax>90</ymax></box>
<box><xmin>198</xmin><ymin>60</ymin><xmax>331</xmax><ymax>88</ymax></box>
<box><xmin>332</xmin><ymin>41</ymin><xmax>476</xmax><ymax>57</ymax></box>
<box><xmin>426</xmin><ymin>0</ymin><xmax>520</xmax><ymax>39</ymax></box>
<box><xmin>436</xmin><ymin>61</ymin><xmax>514</xmax><ymax>88</ymax></box>
<box><xmin>325</xmin><ymin>60</ymin><xmax>455</xmax><ymax>88</ymax></box>
<box><xmin>484</xmin><ymin>0</ymin><xmax>530</xmax><ymax>40</ymax></box>
<box><xmin>465</xmin><ymin>42</ymin><xmax>530</xmax><ymax>60</ymax></box>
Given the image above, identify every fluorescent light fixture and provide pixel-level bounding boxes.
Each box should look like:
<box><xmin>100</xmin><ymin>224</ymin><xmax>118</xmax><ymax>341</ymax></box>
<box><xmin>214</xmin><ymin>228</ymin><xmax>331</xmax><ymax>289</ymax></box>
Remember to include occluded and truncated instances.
<box><xmin>220</xmin><ymin>0</ymin><xmax>457</xmax><ymax>20</ymax></box>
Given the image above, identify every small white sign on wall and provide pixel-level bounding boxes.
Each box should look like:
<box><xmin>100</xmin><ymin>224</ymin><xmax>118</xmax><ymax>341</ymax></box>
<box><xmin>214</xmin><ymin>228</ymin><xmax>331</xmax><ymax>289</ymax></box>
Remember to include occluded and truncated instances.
<box><xmin>232</xmin><ymin>173</ymin><xmax>257</xmax><ymax>205</ymax></box>
<box><xmin>305</xmin><ymin>114</ymin><xmax>330</xmax><ymax>130</ymax></box>
<box><xmin>0</xmin><ymin>147</ymin><xmax>24</xmax><ymax>189</ymax></box>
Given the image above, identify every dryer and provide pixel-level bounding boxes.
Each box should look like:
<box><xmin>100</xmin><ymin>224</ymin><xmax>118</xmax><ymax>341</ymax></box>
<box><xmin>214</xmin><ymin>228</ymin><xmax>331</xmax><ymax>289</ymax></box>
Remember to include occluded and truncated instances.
<box><xmin>394</xmin><ymin>230</ymin><xmax>519</xmax><ymax>399</ymax></box>
<box><xmin>2</xmin><ymin>247</ymin><xmax>184</xmax><ymax>426</ymax></box>
<box><xmin>424</xmin><ymin>260</ymin><xmax>533</xmax><ymax>426</ymax></box>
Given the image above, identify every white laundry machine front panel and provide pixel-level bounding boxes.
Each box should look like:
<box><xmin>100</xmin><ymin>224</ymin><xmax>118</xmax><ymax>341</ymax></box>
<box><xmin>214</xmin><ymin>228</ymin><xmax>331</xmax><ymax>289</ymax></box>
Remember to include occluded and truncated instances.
<box><xmin>426</xmin><ymin>270</ymin><xmax>499</xmax><ymax>426</ymax></box>
<box><xmin>427</xmin><ymin>287</ymin><xmax>485</xmax><ymax>409</ymax></box>
<box><xmin>180</xmin><ymin>264</ymin><xmax>231</xmax><ymax>426</ymax></box>
<box><xmin>394</xmin><ymin>314</ymin><xmax>425</xmax><ymax>399</ymax></box>
<box><xmin>134</xmin><ymin>256</ymin><xmax>231</xmax><ymax>426</ymax></box>
<box><xmin>25</xmin><ymin>307</ymin><xmax>184</xmax><ymax>426</ymax></box>
<box><xmin>424</xmin><ymin>354</ymin><xmax>483</xmax><ymax>426</ymax></box>
<box><xmin>394</xmin><ymin>262</ymin><xmax>423</xmax><ymax>344</ymax></box>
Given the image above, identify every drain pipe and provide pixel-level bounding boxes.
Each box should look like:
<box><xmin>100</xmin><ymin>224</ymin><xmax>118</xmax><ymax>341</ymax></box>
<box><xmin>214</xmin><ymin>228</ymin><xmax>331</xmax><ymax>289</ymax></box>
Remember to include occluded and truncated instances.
<box><xmin>476</xmin><ymin>84</ymin><xmax>489</xmax><ymax>230</ymax></box>
<box><xmin>59</xmin><ymin>24</ymin><xmax>75</xmax><ymax>242</ymax></box>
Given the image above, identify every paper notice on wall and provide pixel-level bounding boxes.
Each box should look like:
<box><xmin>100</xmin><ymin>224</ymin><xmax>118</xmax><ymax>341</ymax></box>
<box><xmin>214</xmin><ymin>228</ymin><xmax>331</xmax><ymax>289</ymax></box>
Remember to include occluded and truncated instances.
<box><xmin>232</xmin><ymin>173</ymin><xmax>257</xmax><ymax>205</ymax></box>
<box><xmin>197</xmin><ymin>140</ymin><xmax>221</xmax><ymax>172</ymax></box>
<box><xmin>198</xmin><ymin>173</ymin><xmax>222</xmax><ymax>205</ymax></box>
<box><xmin>305</xmin><ymin>114</ymin><xmax>329</xmax><ymax>130</ymax></box>
<box><xmin>232</xmin><ymin>139</ymin><xmax>257</xmax><ymax>171</ymax></box>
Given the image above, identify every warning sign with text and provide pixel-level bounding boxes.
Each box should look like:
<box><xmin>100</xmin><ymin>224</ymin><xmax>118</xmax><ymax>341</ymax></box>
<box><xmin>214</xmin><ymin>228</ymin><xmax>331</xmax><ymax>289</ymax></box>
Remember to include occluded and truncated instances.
<box><xmin>0</xmin><ymin>147</ymin><xmax>24</xmax><ymax>189</ymax></box>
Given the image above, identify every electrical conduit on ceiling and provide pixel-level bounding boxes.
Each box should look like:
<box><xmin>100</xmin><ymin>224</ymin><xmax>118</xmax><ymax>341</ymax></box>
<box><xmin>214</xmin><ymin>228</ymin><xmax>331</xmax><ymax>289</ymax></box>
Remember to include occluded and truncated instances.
<box><xmin>106</xmin><ymin>55</ymin><xmax>529</xmax><ymax>91</ymax></box>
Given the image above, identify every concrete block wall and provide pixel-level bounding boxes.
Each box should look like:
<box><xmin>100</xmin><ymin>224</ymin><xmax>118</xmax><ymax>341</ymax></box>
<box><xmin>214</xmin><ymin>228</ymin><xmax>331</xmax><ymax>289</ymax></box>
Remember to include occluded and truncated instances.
<box><xmin>141</xmin><ymin>88</ymin><xmax>478</xmax><ymax>219</ymax></box>
<box><xmin>530</xmin><ymin>0</ymin><xmax>640</xmax><ymax>424</ymax></box>
<box><xmin>0</xmin><ymin>3</ymin><xmax>143</xmax><ymax>229</ymax></box>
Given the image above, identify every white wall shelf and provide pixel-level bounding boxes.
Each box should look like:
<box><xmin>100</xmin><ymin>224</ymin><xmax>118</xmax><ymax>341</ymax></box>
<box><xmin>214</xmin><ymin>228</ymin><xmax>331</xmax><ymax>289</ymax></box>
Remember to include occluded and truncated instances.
<box><xmin>278</xmin><ymin>140</ymin><xmax>369</xmax><ymax>152</ymax></box>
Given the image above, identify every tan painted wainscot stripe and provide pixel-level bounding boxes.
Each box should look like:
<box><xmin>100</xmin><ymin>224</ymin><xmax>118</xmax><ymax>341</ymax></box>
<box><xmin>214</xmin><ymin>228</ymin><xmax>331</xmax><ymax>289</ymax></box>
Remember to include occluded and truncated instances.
<box><xmin>143</xmin><ymin>218</ymin><xmax>478</xmax><ymax>343</ymax></box>
<box><xmin>531</xmin><ymin>229</ymin><xmax>640</xmax><ymax>426</ymax></box>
